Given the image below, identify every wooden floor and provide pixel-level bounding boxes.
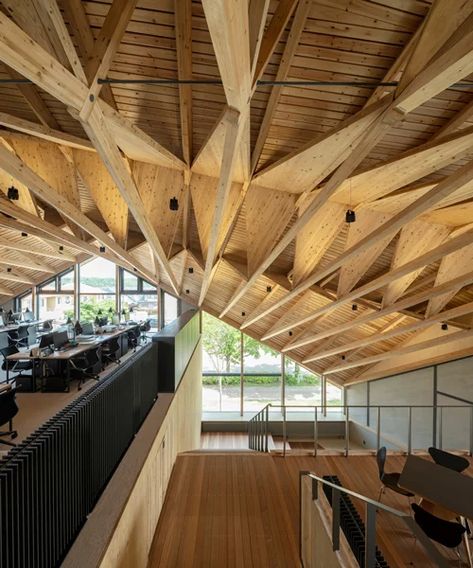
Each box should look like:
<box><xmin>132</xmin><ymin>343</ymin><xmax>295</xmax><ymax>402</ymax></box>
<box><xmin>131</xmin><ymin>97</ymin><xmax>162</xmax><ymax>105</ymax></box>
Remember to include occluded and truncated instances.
<box><xmin>149</xmin><ymin>452</ymin><xmax>473</xmax><ymax>568</ymax></box>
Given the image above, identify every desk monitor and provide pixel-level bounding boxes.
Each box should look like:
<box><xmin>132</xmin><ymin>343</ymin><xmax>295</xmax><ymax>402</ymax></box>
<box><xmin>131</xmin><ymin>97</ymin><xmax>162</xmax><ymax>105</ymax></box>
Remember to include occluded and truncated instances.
<box><xmin>10</xmin><ymin>312</ymin><xmax>21</xmax><ymax>324</ymax></box>
<box><xmin>81</xmin><ymin>322</ymin><xmax>94</xmax><ymax>335</ymax></box>
<box><xmin>98</xmin><ymin>317</ymin><xmax>108</xmax><ymax>327</ymax></box>
<box><xmin>39</xmin><ymin>333</ymin><xmax>53</xmax><ymax>349</ymax></box>
<box><xmin>23</xmin><ymin>311</ymin><xmax>34</xmax><ymax>322</ymax></box>
<box><xmin>53</xmin><ymin>331</ymin><xmax>69</xmax><ymax>350</ymax></box>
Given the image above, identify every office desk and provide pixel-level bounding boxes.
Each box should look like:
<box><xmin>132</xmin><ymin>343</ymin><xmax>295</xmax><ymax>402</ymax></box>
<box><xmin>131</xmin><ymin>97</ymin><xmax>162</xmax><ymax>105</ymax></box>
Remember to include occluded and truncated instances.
<box><xmin>7</xmin><ymin>326</ymin><xmax>139</xmax><ymax>391</ymax></box>
<box><xmin>399</xmin><ymin>455</ymin><xmax>473</xmax><ymax>519</ymax></box>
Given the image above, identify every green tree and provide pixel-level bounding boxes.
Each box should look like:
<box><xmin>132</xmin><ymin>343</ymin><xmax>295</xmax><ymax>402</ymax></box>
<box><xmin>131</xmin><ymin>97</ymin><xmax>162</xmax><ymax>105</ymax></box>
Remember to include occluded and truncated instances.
<box><xmin>78</xmin><ymin>298</ymin><xmax>116</xmax><ymax>321</ymax></box>
<box><xmin>202</xmin><ymin>312</ymin><xmax>272</xmax><ymax>372</ymax></box>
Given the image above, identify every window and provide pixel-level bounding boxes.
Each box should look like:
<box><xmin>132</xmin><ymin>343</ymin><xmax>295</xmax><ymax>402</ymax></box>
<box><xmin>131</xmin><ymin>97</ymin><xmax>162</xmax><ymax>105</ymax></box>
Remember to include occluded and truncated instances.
<box><xmin>163</xmin><ymin>292</ymin><xmax>179</xmax><ymax>326</ymax></box>
<box><xmin>18</xmin><ymin>291</ymin><xmax>33</xmax><ymax>313</ymax></box>
<box><xmin>202</xmin><ymin>312</ymin><xmax>241</xmax><ymax>412</ymax></box>
<box><xmin>243</xmin><ymin>336</ymin><xmax>281</xmax><ymax>412</ymax></box>
<box><xmin>79</xmin><ymin>258</ymin><xmax>116</xmax><ymax>321</ymax></box>
<box><xmin>284</xmin><ymin>358</ymin><xmax>321</xmax><ymax>410</ymax></box>
<box><xmin>119</xmin><ymin>269</ymin><xmax>157</xmax><ymax>326</ymax></box>
<box><xmin>38</xmin><ymin>268</ymin><xmax>75</xmax><ymax>324</ymax></box>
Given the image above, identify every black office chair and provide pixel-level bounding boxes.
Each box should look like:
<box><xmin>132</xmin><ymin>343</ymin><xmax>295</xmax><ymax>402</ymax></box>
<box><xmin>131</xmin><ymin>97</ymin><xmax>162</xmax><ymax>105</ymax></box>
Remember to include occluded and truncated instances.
<box><xmin>8</xmin><ymin>325</ymin><xmax>29</xmax><ymax>349</ymax></box>
<box><xmin>0</xmin><ymin>386</ymin><xmax>18</xmax><ymax>447</ymax></box>
<box><xmin>70</xmin><ymin>348</ymin><xmax>101</xmax><ymax>390</ymax></box>
<box><xmin>0</xmin><ymin>346</ymin><xmax>33</xmax><ymax>382</ymax></box>
<box><xmin>102</xmin><ymin>337</ymin><xmax>121</xmax><ymax>365</ymax></box>
<box><xmin>140</xmin><ymin>319</ymin><xmax>151</xmax><ymax>344</ymax></box>
<box><xmin>39</xmin><ymin>320</ymin><xmax>53</xmax><ymax>333</ymax></box>
<box><xmin>127</xmin><ymin>327</ymin><xmax>140</xmax><ymax>352</ymax></box>
<box><xmin>411</xmin><ymin>503</ymin><xmax>466</xmax><ymax>562</ymax></box>
<box><xmin>428</xmin><ymin>447</ymin><xmax>470</xmax><ymax>473</ymax></box>
<box><xmin>376</xmin><ymin>446</ymin><xmax>414</xmax><ymax>503</ymax></box>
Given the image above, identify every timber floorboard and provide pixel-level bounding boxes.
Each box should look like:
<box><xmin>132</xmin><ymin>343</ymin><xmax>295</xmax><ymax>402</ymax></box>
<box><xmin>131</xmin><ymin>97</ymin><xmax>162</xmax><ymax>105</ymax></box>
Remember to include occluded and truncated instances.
<box><xmin>148</xmin><ymin>453</ymin><xmax>473</xmax><ymax>568</ymax></box>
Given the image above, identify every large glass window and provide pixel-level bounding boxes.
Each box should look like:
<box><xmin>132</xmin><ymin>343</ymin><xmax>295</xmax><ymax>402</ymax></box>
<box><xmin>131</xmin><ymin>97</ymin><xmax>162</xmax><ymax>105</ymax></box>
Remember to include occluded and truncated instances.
<box><xmin>17</xmin><ymin>291</ymin><xmax>33</xmax><ymax>313</ymax></box>
<box><xmin>243</xmin><ymin>335</ymin><xmax>281</xmax><ymax>412</ymax></box>
<box><xmin>163</xmin><ymin>292</ymin><xmax>179</xmax><ymax>326</ymax></box>
<box><xmin>38</xmin><ymin>269</ymin><xmax>75</xmax><ymax>324</ymax></box>
<box><xmin>202</xmin><ymin>312</ymin><xmax>241</xmax><ymax>412</ymax></box>
<box><xmin>119</xmin><ymin>269</ymin><xmax>158</xmax><ymax>326</ymax></box>
<box><xmin>284</xmin><ymin>358</ymin><xmax>321</xmax><ymax>409</ymax></box>
<box><xmin>79</xmin><ymin>258</ymin><xmax>116</xmax><ymax>321</ymax></box>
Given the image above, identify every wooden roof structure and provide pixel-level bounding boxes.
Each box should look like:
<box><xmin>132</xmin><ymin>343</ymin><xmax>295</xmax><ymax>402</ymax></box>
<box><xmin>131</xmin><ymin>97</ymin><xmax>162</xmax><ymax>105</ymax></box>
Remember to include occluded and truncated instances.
<box><xmin>0</xmin><ymin>0</ymin><xmax>473</xmax><ymax>385</ymax></box>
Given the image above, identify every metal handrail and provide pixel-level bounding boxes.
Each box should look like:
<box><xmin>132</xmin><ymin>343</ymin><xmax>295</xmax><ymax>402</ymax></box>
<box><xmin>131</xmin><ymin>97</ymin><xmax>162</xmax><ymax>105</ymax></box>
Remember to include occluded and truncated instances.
<box><xmin>300</xmin><ymin>471</ymin><xmax>449</xmax><ymax>567</ymax></box>
<box><xmin>248</xmin><ymin>402</ymin><xmax>473</xmax><ymax>456</ymax></box>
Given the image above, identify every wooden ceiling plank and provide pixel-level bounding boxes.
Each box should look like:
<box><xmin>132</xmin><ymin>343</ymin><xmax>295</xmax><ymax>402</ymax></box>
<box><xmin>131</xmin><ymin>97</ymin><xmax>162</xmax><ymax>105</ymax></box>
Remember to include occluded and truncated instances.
<box><xmin>74</xmin><ymin>150</ymin><xmax>129</xmax><ymax>249</ymax></box>
<box><xmin>325</xmin><ymin>328</ymin><xmax>473</xmax><ymax>375</ymax></box>
<box><xmin>0</xmin><ymin>268</ymin><xmax>34</xmax><ymax>285</ymax></box>
<box><xmin>198</xmin><ymin>109</ymin><xmax>241</xmax><ymax>305</ymax></box>
<box><xmin>79</xmin><ymin>0</ymin><xmax>138</xmax><ymax>121</ymax></box>
<box><xmin>253</xmin><ymin>95</ymin><xmax>393</xmax><ymax>193</ymax></box>
<box><xmin>201</xmin><ymin>0</ymin><xmax>251</xmax><ymax>181</ymax></box>
<box><xmin>252</xmin><ymin>0</ymin><xmax>298</xmax><ymax>87</ymax></box>
<box><xmin>394</xmin><ymin>11</ymin><xmax>473</xmax><ymax>113</ymax></box>
<box><xmin>383</xmin><ymin>219</ymin><xmax>450</xmax><ymax>306</ymax></box>
<box><xmin>0</xmin><ymin>141</ymin><xmax>155</xmax><ymax>282</ymax></box>
<box><xmin>0</xmin><ymin>235</ymin><xmax>76</xmax><ymax>261</ymax></box>
<box><xmin>0</xmin><ymin>253</ymin><xmax>55</xmax><ymax>274</ymax></box>
<box><xmin>275</xmin><ymin>225</ymin><xmax>473</xmax><ymax>343</ymax></box>
<box><xmin>174</xmin><ymin>0</ymin><xmax>193</xmax><ymax>166</ymax></box>
<box><xmin>249</xmin><ymin>0</ymin><xmax>271</xmax><ymax>77</ymax></box>
<box><xmin>337</xmin><ymin>207</ymin><xmax>394</xmax><ymax>297</ymax></box>
<box><xmin>60</xmin><ymin>0</ymin><xmax>116</xmax><ymax>107</ymax></box>
<box><xmin>245</xmin><ymin>156</ymin><xmax>473</xmax><ymax>330</ymax></box>
<box><xmin>223</xmin><ymin>98</ymin><xmax>397</xmax><ymax>319</ymax></box>
<box><xmin>0</xmin><ymin>112</ymin><xmax>93</xmax><ymax>150</ymax></box>
<box><xmin>245</xmin><ymin>184</ymin><xmax>295</xmax><ymax>277</ymax></box>
<box><xmin>81</xmin><ymin>104</ymin><xmax>178</xmax><ymax>292</ymax></box>
<box><xmin>433</xmin><ymin>98</ymin><xmax>473</xmax><ymax>139</ymax></box>
<box><xmin>36</xmin><ymin>0</ymin><xmax>87</xmax><ymax>83</ymax></box>
<box><xmin>397</xmin><ymin>0</ymin><xmax>473</xmax><ymax>93</ymax></box>
<box><xmin>304</xmin><ymin>301</ymin><xmax>473</xmax><ymax>365</ymax></box>
<box><xmin>251</xmin><ymin>0</ymin><xmax>312</xmax><ymax>172</ymax></box>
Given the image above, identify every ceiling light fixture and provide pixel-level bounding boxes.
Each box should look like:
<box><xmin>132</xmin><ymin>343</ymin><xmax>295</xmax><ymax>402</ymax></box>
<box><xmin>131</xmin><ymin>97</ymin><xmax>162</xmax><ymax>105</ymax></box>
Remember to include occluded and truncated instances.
<box><xmin>441</xmin><ymin>323</ymin><xmax>448</xmax><ymax>331</ymax></box>
<box><xmin>345</xmin><ymin>177</ymin><xmax>356</xmax><ymax>223</ymax></box>
<box><xmin>352</xmin><ymin>304</ymin><xmax>358</xmax><ymax>311</ymax></box>
<box><xmin>266</xmin><ymin>286</ymin><xmax>272</xmax><ymax>293</ymax></box>
<box><xmin>188</xmin><ymin>267</ymin><xmax>194</xmax><ymax>274</ymax></box>
<box><xmin>7</xmin><ymin>186</ymin><xmax>19</xmax><ymax>200</ymax></box>
<box><xmin>99</xmin><ymin>246</ymin><xmax>105</xmax><ymax>253</ymax></box>
<box><xmin>21</xmin><ymin>232</ymin><xmax>27</xmax><ymax>237</ymax></box>
<box><xmin>169</xmin><ymin>197</ymin><xmax>179</xmax><ymax>211</ymax></box>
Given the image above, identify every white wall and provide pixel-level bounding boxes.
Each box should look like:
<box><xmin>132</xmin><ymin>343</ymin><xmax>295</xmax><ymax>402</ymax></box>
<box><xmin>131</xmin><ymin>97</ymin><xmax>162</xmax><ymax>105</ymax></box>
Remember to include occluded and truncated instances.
<box><xmin>346</xmin><ymin>356</ymin><xmax>473</xmax><ymax>452</ymax></box>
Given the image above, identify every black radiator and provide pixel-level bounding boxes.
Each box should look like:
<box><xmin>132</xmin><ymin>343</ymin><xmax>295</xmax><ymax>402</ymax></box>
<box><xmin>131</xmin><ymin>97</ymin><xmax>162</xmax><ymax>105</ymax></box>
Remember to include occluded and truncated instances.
<box><xmin>0</xmin><ymin>343</ymin><xmax>158</xmax><ymax>568</ymax></box>
<box><xmin>323</xmin><ymin>475</ymin><xmax>389</xmax><ymax>568</ymax></box>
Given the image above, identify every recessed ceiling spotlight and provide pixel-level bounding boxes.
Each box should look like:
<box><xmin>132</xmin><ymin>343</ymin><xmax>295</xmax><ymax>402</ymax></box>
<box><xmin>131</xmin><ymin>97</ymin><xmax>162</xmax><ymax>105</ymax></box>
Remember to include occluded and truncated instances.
<box><xmin>188</xmin><ymin>267</ymin><xmax>194</xmax><ymax>274</ymax></box>
<box><xmin>441</xmin><ymin>322</ymin><xmax>448</xmax><ymax>331</ymax></box>
<box><xmin>288</xmin><ymin>331</ymin><xmax>293</xmax><ymax>336</ymax></box>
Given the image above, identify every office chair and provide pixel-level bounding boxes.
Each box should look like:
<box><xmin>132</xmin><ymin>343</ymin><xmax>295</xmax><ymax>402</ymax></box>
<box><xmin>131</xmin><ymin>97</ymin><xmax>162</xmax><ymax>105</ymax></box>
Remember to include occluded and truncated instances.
<box><xmin>70</xmin><ymin>348</ymin><xmax>101</xmax><ymax>390</ymax></box>
<box><xmin>140</xmin><ymin>319</ymin><xmax>151</xmax><ymax>344</ymax></box>
<box><xmin>428</xmin><ymin>447</ymin><xmax>470</xmax><ymax>473</ymax></box>
<box><xmin>411</xmin><ymin>503</ymin><xmax>466</xmax><ymax>563</ymax></box>
<box><xmin>102</xmin><ymin>337</ymin><xmax>121</xmax><ymax>365</ymax></box>
<box><xmin>0</xmin><ymin>346</ymin><xmax>34</xmax><ymax>382</ymax></box>
<box><xmin>8</xmin><ymin>325</ymin><xmax>29</xmax><ymax>349</ymax></box>
<box><xmin>0</xmin><ymin>386</ymin><xmax>18</xmax><ymax>447</ymax></box>
<box><xmin>376</xmin><ymin>446</ymin><xmax>414</xmax><ymax>503</ymax></box>
<box><xmin>39</xmin><ymin>320</ymin><xmax>53</xmax><ymax>333</ymax></box>
<box><xmin>127</xmin><ymin>327</ymin><xmax>141</xmax><ymax>352</ymax></box>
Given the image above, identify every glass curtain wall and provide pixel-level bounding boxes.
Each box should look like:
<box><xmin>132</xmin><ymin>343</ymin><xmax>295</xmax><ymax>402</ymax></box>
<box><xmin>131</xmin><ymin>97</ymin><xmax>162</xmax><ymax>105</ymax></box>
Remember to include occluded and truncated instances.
<box><xmin>79</xmin><ymin>258</ymin><xmax>116</xmax><ymax>321</ymax></box>
<box><xmin>17</xmin><ymin>292</ymin><xmax>33</xmax><ymax>313</ymax></box>
<box><xmin>119</xmin><ymin>269</ymin><xmax>158</xmax><ymax>326</ymax></box>
<box><xmin>38</xmin><ymin>268</ymin><xmax>75</xmax><ymax>324</ymax></box>
<box><xmin>201</xmin><ymin>312</ymin><xmax>334</xmax><ymax>415</ymax></box>
<box><xmin>162</xmin><ymin>291</ymin><xmax>179</xmax><ymax>326</ymax></box>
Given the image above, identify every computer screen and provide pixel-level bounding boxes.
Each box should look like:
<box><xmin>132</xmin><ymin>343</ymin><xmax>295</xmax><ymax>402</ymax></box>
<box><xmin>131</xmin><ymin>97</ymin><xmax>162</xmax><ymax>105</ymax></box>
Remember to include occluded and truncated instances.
<box><xmin>0</xmin><ymin>315</ymin><xmax>4</xmax><ymax>327</ymax></box>
<box><xmin>53</xmin><ymin>331</ymin><xmax>69</xmax><ymax>350</ymax></box>
<box><xmin>10</xmin><ymin>312</ymin><xmax>21</xmax><ymax>323</ymax></box>
<box><xmin>23</xmin><ymin>311</ymin><xmax>34</xmax><ymax>322</ymax></box>
<box><xmin>39</xmin><ymin>333</ymin><xmax>53</xmax><ymax>349</ymax></box>
<box><xmin>98</xmin><ymin>317</ymin><xmax>108</xmax><ymax>327</ymax></box>
<box><xmin>80</xmin><ymin>322</ymin><xmax>94</xmax><ymax>335</ymax></box>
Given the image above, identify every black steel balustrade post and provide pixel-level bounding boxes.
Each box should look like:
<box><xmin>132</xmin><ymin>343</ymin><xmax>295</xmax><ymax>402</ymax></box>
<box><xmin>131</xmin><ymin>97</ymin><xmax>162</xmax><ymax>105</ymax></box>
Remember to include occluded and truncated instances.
<box><xmin>365</xmin><ymin>503</ymin><xmax>376</xmax><ymax>568</ymax></box>
<box><xmin>332</xmin><ymin>488</ymin><xmax>340</xmax><ymax>551</ymax></box>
